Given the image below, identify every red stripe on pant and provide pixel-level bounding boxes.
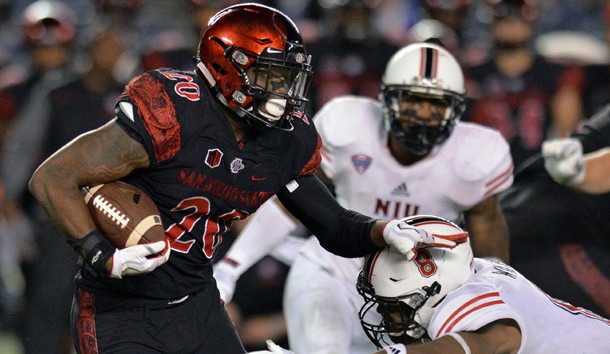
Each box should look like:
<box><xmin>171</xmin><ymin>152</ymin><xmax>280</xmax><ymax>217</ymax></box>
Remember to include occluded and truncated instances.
<box><xmin>559</xmin><ymin>243</ymin><xmax>610</xmax><ymax>316</ymax></box>
<box><xmin>77</xmin><ymin>288</ymin><xmax>99</xmax><ymax>354</ymax></box>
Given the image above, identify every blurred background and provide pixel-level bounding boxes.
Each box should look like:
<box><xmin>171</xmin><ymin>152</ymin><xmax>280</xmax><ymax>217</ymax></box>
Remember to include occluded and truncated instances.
<box><xmin>1</xmin><ymin>1</ymin><xmax>609</xmax><ymax>353</ymax></box>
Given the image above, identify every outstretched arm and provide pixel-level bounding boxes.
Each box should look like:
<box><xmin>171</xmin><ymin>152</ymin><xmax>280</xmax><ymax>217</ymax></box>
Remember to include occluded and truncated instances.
<box><xmin>252</xmin><ymin>319</ymin><xmax>521</xmax><ymax>354</ymax></box>
<box><xmin>276</xmin><ymin>175</ymin><xmax>456</xmax><ymax>259</ymax></box>
<box><xmin>542</xmin><ymin>137</ymin><xmax>610</xmax><ymax>194</ymax></box>
<box><xmin>376</xmin><ymin>319</ymin><xmax>521</xmax><ymax>354</ymax></box>
<box><xmin>276</xmin><ymin>175</ymin><xmax>385</xmax><ymax>257</ymax></box>
<box><xmin>576</xmin><ymin>147</ymin><xmax>610</xmax><ymax>194</ymax></box>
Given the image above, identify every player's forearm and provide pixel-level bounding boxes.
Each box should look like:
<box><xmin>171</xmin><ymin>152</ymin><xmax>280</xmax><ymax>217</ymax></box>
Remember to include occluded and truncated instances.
<box><xmin>277</xmin><ymin>175</ymin><xmax>382</xmax><ymax>257</ymax></box>
<box><xmin>29</xmin><ymin>156</ymin><xmax>97</xmax><ymax>240</ymax></box>
<box><xmin>575</xmin><ymin>148</ymin><xmax>610</xmax><ymax>194</ymax></box>
<box><xmin>371</xmin><ymin>219</ymin><xmax>388</xmax><ymax>247</ymax></box>
<box><xmin>465</xmin><ymin>197</ymin><xmax>510</xmax><ymax>263</ymax></box>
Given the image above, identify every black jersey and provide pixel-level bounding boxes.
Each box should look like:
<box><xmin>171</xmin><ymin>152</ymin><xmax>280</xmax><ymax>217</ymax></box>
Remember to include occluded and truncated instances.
<box><xmin>77</xmin><ymin>69</ymin><xmax>321</xmax><ymax>299</ymax></box>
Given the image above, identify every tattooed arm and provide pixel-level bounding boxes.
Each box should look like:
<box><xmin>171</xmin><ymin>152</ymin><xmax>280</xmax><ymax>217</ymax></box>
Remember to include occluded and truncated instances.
<box><xmin>28</xmin><ymin>119</ymin><xmax>152</xmax><ymax>274</ymax></box>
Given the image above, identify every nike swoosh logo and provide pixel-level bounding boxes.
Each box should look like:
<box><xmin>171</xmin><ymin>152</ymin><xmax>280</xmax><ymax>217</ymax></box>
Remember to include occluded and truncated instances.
<box><xmin>251</xmin><ymin>176</ymin><xmax>267</xmax><ymax>182</ymax></box>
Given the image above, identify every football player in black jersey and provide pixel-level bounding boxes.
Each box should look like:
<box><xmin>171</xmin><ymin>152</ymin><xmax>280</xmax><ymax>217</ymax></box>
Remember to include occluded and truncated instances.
<box><xmin>28</xmin><ymin>4</ymin><xmax>457</xmax><ymax>353</ymax></box>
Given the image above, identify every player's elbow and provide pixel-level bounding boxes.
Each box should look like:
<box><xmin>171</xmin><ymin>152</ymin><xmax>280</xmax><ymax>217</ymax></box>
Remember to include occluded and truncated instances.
<box><xmin>28</xmin><ymin>162</ymin><xmax>52</xmax><ymax>204</ymax></box>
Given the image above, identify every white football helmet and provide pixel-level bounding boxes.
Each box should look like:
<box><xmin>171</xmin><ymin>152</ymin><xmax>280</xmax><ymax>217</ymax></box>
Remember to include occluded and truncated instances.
<box><xmin>357</xmin><ymin>215</ymin><xmax>473</xmax><ymax>348</ymax></box>
<box><xmin>381</xmin><ymin>42</ymin><xmax>466</xmax><ymax>155</ymax></box>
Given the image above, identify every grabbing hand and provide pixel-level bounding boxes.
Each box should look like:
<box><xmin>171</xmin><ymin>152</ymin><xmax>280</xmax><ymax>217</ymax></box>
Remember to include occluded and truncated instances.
<box><xmin>383</xmin><ymin>219</ymin><xmax>457</xmax><ymax>260</ymax></box>
<box><xmin>542</xmin><ymin>138</ymin><xmax>585</xmax><ymax>186</ymax></box>
<box><xmin>213</xmin><ymin>258</ymin><xmax>239</xmax><ymax>303</ymax></box>
<box><xmin>109</xmin><ymin>240</ymin><xmax>170</xmax><ymax>279</ymax></box>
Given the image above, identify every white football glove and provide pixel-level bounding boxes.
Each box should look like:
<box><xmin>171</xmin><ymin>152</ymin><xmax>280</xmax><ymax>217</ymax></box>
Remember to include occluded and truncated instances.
<box><xmin>266</xmin><ymin>340</ymin><xmax>295</xmax><ymax>354</ymax></box>
<box><xmin>109</xmin><ymin>240</ymin><xmax>170</xmax><ymax>279</ymax></box>
<box><xmin>246</xmin><ymin>340</ymin><xmax>295</xmax><ymax>354</ymax></box>
<box><xmin>383</xmin><ymin>219</ymin><xmax>457</xmax><ymax>260</ymax></box>
<box><xmin>213</xmin><ymin>258</ymin><xmax>239</xmax><ymax>303</ymax></box>
<box><xmin>542</xmin><ymin>138</ymin><xmax>585</xmax><ymax>186</ymax></box>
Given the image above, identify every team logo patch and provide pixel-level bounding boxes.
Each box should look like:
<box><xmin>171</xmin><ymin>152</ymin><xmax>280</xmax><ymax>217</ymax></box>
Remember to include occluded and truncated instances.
<box><xmin>205</xmin><ymin>148</ymin><xmax>223</xmax><ymax>168</ymax></box>
<box><xmin>351</xmin><ymin>154</ymin><xmax>372</xmax><ymax>174</ymax></box>
<box><xmin>230</xmin><ymin>158</ymin><xmax>245</xmax><ymax>174</ymax></box>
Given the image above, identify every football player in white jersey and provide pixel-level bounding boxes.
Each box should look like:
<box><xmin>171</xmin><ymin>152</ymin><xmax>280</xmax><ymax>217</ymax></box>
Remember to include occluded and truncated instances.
<box><xmin>214</xmin><ymin>42</ymin><xmax>514</xmax><ymax>353</ymax></box>
<box><xmin>357</xmin><ymin>215</ymin><xmax>610</xmax><ymax>354</ymax></box>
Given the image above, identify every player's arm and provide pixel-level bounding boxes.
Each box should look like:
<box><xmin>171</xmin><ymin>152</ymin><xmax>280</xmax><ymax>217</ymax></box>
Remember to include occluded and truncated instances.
<box><xmin>277</xmin><ymin>175</ymin><xmax>456</xmax><ymax>259</ymax></box>
<box><xmin>376</xmin><ymin>319</ymin><xmax>521</xmax><ymax>354</ymax></box>
<box><xmin>464</xmin><ymin>196</ymin><xmax>510</xmax><ymax>263</ymax></box>
<box><xmin>29</xmin><ymin>119</ymin><xmax>148</xmax><ymax>239</ymax></box>
<box><xmin>577</xmin><ymin>147</ymin><xmax>610</xmax><ymax>194</ymax></box>
<box><xmin>28</xmin><ymin>119</ymin><xmax>167</xmax><ymax>277</ymax></box>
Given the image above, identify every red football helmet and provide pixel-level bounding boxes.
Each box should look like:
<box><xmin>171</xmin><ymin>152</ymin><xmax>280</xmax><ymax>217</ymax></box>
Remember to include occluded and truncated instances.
<box><xmin>21</xmin><ymin>0</ymin><xmax>77</xmax><ymax>47</ymax></box>
<box><xmin>195</xmin><ymin>3</ymin><xmax>312</xmax><ymax>130</ymax></box>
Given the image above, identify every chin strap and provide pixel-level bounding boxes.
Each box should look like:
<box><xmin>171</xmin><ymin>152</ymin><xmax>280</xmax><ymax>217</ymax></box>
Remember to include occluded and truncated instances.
<box><xmin>195</xmin><ymin>60</ymin><xmax>230</xmax><ymax>107</ymax></box>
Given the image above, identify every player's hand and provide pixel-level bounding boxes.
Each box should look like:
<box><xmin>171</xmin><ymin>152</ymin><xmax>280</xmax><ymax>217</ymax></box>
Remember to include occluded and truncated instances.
<box><xmin>213</xmin><ymin>258</ymin><xmax>239</xmax><ymax>303</ymax></box>
<box><xmin>246</xmin><ymin>340</ymin><xmax>295</xmax><ymax>354</ymax></box>
<box><xmin>265</xmin><ymin>340</ymin><xmax>295</xmax><ymax>354</ymax></box>
<box><xmin>383</xmin><ymin>219</ymin><xmax>457</xmax><ymax>260</ymax></box>
<box><xmin>542</xmin><ymin>138</ymin><xmax>585</xmax><ymax>186</ymax></box>
<box><xmin>108</xmin><ymin>240</ymin><xmax>170</xmax><ymax>279</ymax></box>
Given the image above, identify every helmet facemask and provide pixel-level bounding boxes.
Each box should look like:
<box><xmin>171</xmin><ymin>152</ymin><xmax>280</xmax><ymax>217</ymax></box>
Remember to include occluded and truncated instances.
<box><xmin>240</xmin><ymin>47</ymin><xmax>312</xmax><ymax>130</ymax></box>
<box><xmin>382</xmin><ymin>85</ymin><xmax>465</xmax><ymax>155</ymax></box>
<box><xmin>380</xmin><ymin>42</ymin><xmax>466</xmax><ymax>155</ymax></box>
<box><xmin>358</xmin><ymin>270</ymin><xmax>440</xmax><ymax>348</ymax></box>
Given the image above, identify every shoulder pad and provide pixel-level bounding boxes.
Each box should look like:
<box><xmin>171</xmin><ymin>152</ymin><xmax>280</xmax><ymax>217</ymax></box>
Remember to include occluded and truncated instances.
<box><xmin>314</xmin><ymin>96</ymin><xmax>383</xmax><ymax>148</ymax></box>
<box><xmin>449</xmin><ymin>122</ymin><xmax>512</xmax><ymax>183</ymax></box>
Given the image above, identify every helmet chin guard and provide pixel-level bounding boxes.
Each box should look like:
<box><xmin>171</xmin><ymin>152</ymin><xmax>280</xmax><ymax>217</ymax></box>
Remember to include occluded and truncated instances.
<box><xmin>195</xmin><ymin>3</ymin><xmax>312</xmax><ymax>131</ymax></box>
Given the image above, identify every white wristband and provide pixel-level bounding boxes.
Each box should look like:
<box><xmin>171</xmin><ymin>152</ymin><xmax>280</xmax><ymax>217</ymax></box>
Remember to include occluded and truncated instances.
<box><xmin>384</xmin><ymin>344</ymin><xmax>407</xmax><ymax>354</ymax></box>
<box><xmin>445</xmin><ymin>332</ymin><xmax>471</xmax><ymax>354</ymax></box>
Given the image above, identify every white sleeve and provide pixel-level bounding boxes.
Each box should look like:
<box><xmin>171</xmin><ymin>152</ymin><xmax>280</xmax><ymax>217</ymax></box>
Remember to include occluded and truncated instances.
<box><xmin>213</xmin><ymin>197</ymin><xmax>298</xmax><ymax>302</ymax></box>
<box><xmin>428</xmin><ymin>283</ymin><xmax>519</xmax><ymax>339</ymax></box>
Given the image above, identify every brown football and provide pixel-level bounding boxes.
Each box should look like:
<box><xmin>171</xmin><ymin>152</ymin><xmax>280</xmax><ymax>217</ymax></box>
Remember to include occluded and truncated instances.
<box><xmin>83</xmin><ymin>181</ymin><xmax>165</xmax><ymax>249</ymax></box>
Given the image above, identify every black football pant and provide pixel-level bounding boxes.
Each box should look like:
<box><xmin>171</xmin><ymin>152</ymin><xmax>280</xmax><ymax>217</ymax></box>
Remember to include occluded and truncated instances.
<box><xmin>70</xmin><ymin>284</ymin><xmax>246</xmax><ymax>353</ymax></box>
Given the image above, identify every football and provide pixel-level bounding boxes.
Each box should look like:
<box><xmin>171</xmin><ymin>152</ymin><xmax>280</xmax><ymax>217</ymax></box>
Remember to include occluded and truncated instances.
<box><xmin>83</xmin><ymin>181</ymin><xmax>165</xmax><ymax>249</ymax></box>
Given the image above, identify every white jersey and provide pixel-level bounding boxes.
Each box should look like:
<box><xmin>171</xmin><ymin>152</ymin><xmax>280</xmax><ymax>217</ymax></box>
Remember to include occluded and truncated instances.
<box><xmin>285</xmin><ymin>96</ymin><xmax>513</xmax><ymax>353</ymax></box>
<box><xmin>298</xmin><ymin>95</ymin><xmax>513</xmax><ymax>287</ymax></box>
<box><xmin>430</xmin><ymin>258</ymin><xmax>610</xmax><ymax>353</ymax></box>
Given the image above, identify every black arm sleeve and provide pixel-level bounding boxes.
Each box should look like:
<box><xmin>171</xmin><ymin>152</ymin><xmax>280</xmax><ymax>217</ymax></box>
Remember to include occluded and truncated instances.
<box><xmin>574</xmin><ymin>104</ymin><xmax>610</xmax><ymax>153</ymax></box>
<box><xmin>276</xmin><ymin>175</ymin><xmax>378</xmax><ymax>258</ymax></box>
